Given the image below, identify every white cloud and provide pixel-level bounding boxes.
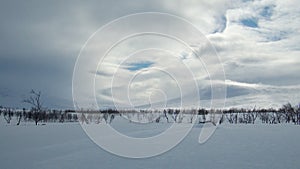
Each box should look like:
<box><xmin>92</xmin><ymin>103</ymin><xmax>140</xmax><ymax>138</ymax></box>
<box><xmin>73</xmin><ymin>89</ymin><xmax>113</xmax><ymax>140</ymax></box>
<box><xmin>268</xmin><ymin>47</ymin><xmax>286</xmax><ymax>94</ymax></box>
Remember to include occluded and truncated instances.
<box><xmin>1</xmin><ymin>0</ymin><xmax>299</xmax><ymax>109</ymax></box>
<box><xmin>90</xmin><ymin>0</ymin><xmax>300</xmax><ymax>109</ymax></box>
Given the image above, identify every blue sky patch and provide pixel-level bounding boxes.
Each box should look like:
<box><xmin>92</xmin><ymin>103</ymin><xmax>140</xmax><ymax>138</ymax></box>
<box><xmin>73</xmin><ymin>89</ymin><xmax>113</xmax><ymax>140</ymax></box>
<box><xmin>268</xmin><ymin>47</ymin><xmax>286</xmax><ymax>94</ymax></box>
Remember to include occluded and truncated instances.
<box><xmin>126</xmin><ymin>61</ymin><xmax>154</xmax><ymax>71</ymax></box>
<box><xmin>260</xmin><ymin>6</ymin><xmax>273</xmax><ymax>18</ymax></box>
<box><xmin>241</xmin><ymin>18</ymin><xmax>258</xmax><ymax>28</ymax></box>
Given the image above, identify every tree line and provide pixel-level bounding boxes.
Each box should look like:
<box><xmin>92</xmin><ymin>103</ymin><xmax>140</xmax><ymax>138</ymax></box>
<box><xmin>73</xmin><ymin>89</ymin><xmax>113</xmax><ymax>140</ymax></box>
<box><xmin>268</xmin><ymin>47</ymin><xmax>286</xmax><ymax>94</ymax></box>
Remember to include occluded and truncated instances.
<box><xmin>0</xmin><ymin>107</ymin><xmax>78</xmax><ymax>125</ymax></box>
<box><xmin>0</xmin><ymin>90</ymin><xmax>299</xmax><ymax>125</ymax></box>
<box><xmin>1</xmin><ymin>102</ymin><xmax>300</xmax><ymax>125</ymax></box>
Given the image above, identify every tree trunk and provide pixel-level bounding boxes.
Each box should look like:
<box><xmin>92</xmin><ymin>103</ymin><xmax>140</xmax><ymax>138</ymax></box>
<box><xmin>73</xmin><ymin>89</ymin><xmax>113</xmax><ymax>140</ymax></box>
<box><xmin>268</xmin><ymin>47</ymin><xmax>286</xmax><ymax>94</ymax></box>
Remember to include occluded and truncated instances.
<box><xmin>16</xmin><ymin>114</ymin><xmax>22</xmax><ymax>125</ymax></box>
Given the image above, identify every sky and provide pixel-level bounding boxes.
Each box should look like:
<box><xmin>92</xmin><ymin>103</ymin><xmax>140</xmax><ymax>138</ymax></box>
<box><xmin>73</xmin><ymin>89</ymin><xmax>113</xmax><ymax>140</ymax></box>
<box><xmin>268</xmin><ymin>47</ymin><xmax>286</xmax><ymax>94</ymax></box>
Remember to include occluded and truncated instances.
<box><xmin>0</xmin><ymin>0</ymin><xmax>299</xmax><ymax>109</ymax></box>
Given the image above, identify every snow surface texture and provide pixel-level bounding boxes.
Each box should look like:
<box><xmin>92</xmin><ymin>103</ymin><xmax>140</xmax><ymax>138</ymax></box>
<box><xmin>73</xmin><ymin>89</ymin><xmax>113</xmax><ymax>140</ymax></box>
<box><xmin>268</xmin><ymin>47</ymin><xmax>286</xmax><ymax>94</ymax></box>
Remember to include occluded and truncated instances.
<box><xmin>0</xmin><ymin>119</ymin><xmax>300</xmax><ymax>169</ymax></box>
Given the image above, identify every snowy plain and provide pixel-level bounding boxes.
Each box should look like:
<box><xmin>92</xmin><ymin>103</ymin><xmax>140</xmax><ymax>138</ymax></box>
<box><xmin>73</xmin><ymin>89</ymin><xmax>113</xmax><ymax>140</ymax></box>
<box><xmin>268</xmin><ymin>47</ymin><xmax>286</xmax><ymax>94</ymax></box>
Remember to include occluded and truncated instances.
<box><xmin>0</xmin><ymin>116</ymin><xmax>300</xmax><ymax>169</ymax></box>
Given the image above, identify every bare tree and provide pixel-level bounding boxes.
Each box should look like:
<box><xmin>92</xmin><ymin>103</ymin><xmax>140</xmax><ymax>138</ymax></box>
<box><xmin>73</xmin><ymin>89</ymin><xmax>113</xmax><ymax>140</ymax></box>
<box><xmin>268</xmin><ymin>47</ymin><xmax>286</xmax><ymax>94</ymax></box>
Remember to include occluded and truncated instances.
<box><xmin>16</xmin><ymin>108</ymin><xmax>25</xmax><ymax>125</ymax></box>
<box><xmin>109</xmin><ymin>114</ymin><xmax>115</xmax><ymax>123</ymax></box>
<box><xmin>80</xmin><ymin>113</ymin><xmax>89</xmax><ymax>124</ymax></box>
<box><xmin>171</xmin><ymin>109</ymin><xmax>180</xmax><ymax>122</ymax></box>
<box><xmin>3</xmin><ymin>108</ymin><xmax>12</xmax><ymax>124</ymax></box>
<box><xmin>23</xmin><ymin>90</ymin><xmax>43</xmax><ymax>125</ymax></box>
<box><xmin>296</xmin><ymin>104</ymin><xmax>300</xmax><ymax>125</ymax></box>
<box><xmin>282</xmin><ymin>103</ymin><xmax>295</xmax><ymax>124</ymax></box>
<box><xmin>163</xmin><ymin>109</ymin><xmax>169</xmax><ymax>123</ymax></box>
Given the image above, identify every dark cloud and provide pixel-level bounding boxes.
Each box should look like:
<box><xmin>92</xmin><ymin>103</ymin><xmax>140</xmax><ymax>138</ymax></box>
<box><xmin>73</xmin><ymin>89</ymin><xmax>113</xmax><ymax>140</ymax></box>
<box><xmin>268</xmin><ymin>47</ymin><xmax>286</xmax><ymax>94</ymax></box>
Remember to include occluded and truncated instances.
<box><xmin>0</xmin><ymin>0</ymin><xmax>299</xmax><ymax>108</ymax></box>
<box><xmin>0</xmin><ymin>0</ymin><xmax>165</xmax><ymax>108</ymax></box>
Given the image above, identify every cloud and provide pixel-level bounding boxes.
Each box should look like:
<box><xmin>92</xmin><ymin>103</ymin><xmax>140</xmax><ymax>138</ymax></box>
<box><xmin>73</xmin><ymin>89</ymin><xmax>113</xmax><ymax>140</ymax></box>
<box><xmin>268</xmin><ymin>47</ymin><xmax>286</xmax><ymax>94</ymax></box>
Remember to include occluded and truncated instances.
<box><xmin>0</xmin><ymin>0</ymin><xmax>299</xmax><ymax>109</ymax></box>
<box><xmin>226</xmin><ymin>80</ymin><xmax>260</xmax><ymax>88</ymax></box>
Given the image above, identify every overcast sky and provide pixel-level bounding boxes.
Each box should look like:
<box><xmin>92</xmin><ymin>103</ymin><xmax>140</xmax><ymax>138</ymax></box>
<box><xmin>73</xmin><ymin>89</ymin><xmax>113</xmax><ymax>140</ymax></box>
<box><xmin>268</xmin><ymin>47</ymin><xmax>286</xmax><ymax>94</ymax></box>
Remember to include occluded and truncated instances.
<box><xmin>0</xmin><ymin>0</ymin><xmax>299</xmax><ymax>109</ymax></box>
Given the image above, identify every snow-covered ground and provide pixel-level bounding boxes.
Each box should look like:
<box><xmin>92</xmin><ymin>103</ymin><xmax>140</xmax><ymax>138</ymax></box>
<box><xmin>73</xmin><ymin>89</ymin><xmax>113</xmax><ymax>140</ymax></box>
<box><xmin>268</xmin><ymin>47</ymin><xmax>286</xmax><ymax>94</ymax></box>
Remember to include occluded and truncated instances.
<box><xmin>0</xmin><ymin>118</ymin><xmax>300</xmax><ymax>169</ymax></box>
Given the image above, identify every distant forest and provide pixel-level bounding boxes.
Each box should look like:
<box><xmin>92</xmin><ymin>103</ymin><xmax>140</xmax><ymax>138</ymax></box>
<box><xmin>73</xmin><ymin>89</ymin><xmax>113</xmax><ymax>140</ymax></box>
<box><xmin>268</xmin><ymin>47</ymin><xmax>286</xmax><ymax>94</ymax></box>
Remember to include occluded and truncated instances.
<box><xmin>1</xmin><ymin>102</ymin><xmax>299</xmax><ymax>126</ymax></box>
<box><xmin>1</xmin><ymin>90</ymin><xmax>299</xmax><ymax>126</ymax></box>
